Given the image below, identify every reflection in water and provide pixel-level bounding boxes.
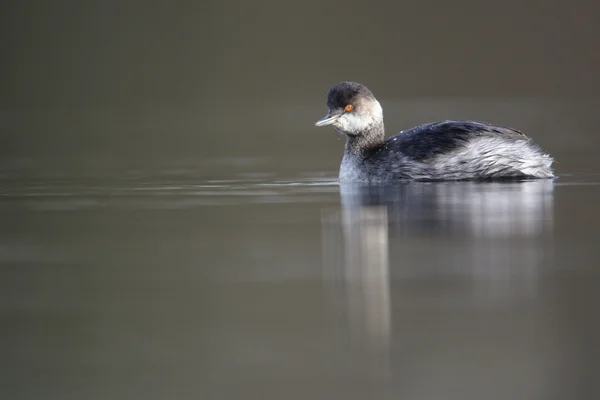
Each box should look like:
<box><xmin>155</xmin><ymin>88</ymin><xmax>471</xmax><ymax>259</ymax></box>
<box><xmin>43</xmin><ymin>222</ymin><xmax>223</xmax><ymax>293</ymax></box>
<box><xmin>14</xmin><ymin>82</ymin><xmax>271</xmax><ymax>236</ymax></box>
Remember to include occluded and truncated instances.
<box><xmin>322</xmin><ymin>180</ymin><xmax>555</xmax><ymax>390</ymax></box>
<box><xmin>341</xmin><ymin>180</ymin><xmax>555</xmax><ymax>300</ymax></box>
<box><xmin>341</xmin><ymin>206</ymin><xmax>390</xmax><ymax>349</ymax></box>
<box><xmin>322</xmin><ymin>202</ymin><xmax>392</xmax><ymax>382</ymax></box>
<box><xmin>339</xmin><ymin>180</ymin><xmax>554</xmax><ymax>238</ymax></box>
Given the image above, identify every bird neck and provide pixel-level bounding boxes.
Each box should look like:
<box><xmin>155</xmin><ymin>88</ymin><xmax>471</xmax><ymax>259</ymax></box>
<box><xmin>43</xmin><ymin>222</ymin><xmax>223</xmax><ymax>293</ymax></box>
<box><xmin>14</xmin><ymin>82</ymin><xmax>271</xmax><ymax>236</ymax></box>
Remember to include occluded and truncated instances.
<box><xmin>344</xmin><ymin>121</ymin><xmax>385</xmax><ymax>156</ymax></box>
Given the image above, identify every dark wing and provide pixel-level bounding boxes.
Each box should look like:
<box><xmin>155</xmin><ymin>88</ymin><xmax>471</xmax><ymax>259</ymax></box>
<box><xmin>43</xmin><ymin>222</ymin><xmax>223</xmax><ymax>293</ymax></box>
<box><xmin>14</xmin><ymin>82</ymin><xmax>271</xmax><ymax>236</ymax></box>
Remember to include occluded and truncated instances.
<box><xmin>384</xmin><ymin>120</ymin><xmax>528</xmax><ymax>161</ymax></box>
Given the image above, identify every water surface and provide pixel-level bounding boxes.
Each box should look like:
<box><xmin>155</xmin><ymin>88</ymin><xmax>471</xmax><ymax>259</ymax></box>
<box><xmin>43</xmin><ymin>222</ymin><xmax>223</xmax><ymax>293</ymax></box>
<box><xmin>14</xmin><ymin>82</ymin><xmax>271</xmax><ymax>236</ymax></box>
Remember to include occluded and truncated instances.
<box><xmin>2</xmin><ymin>170</ymin><xmax>600</xmax><ymax>399</ymax></box>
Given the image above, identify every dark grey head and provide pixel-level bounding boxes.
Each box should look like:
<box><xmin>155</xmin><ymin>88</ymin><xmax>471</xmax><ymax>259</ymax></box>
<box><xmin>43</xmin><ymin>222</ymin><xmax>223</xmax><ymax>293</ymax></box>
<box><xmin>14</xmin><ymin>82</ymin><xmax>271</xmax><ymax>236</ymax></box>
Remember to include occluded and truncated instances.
<box><xmin>315</xmin><ymin>81</ymin><xmax>384</xmax><ymax>137</ymax></box>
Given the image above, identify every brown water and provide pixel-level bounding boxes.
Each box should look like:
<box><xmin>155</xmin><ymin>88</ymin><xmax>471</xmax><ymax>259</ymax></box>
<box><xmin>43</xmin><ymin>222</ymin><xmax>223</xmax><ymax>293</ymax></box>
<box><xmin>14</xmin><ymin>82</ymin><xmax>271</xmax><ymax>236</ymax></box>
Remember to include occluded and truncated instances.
<box><xmin>2</xmin><ymin>168</ymin><xmax>600</xmax><ymax>399</ymax></box>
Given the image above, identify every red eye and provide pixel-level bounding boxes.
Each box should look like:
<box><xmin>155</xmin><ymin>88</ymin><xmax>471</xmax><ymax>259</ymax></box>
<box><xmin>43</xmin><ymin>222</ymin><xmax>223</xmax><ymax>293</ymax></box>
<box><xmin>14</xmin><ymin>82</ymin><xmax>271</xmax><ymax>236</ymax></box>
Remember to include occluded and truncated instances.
<box><xmin>344</xmin><ymin>104</ymin><xmax>354</xmax><ymax>112</ymax></box>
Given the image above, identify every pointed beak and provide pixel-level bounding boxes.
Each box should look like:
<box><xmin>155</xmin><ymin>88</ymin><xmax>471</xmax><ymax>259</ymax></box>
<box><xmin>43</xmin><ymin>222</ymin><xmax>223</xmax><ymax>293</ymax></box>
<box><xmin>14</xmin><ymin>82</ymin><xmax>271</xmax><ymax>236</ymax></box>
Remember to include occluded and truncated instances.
<box><xmin>315</xmin><ymin>112</ymin><xmax>341</xmax><ymax>127</ymax></box>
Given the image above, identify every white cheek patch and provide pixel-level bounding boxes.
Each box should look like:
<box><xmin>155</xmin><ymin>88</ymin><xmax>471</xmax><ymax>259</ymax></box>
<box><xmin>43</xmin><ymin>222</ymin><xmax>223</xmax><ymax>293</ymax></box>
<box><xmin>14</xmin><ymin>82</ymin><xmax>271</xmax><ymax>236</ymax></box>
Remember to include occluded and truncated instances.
<box><xmin>333</xmin><ymin>100</ymin><xmax>383</xmax><ymax>134</ymax></box>
<box><xmin>335</xmin><ymin>113</ymin><xmax>374</xmax><ymax>132</ymax></box>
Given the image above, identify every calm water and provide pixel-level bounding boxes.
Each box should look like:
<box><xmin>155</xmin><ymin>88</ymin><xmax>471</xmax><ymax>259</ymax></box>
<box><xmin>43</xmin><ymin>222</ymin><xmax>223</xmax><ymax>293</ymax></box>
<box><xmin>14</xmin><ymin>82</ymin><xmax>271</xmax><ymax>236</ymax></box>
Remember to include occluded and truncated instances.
<box><xmin>4</xmin><ymin>1</ymin><xmax>600</xmax><ymax>398</ymax></box>
<box><xmin>2</xmin><ymin>169</ymin><xmax>600</xmax><ymax>399</ymax></box>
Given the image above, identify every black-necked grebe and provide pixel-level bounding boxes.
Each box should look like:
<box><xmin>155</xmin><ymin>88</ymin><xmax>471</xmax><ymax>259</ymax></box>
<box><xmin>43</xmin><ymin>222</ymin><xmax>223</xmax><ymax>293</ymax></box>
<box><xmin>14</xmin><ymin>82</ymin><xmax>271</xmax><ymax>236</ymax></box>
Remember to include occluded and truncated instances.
<box><xmin>315</xmin><ymin>81</ymin><xmax>554</xmax><ymax>182</ymax></box>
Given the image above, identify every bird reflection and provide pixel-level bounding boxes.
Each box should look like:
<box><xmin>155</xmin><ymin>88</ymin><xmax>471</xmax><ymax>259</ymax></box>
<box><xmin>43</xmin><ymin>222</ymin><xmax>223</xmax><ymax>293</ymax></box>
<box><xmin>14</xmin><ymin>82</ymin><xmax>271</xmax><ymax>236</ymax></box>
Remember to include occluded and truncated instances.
<box><xmin>321</xmin><ymin>179</ymin><xmax>555</xmax><ymax>371</ymax></box>
<box><xmin>339</xmin><ymin>180</ymin><xmax>554</xmax><ymax>238</ymax></box>
<box><xmin>340</xmin><ymin>204</ymin><xmax>391</xmax><ymax>348</ymax></box>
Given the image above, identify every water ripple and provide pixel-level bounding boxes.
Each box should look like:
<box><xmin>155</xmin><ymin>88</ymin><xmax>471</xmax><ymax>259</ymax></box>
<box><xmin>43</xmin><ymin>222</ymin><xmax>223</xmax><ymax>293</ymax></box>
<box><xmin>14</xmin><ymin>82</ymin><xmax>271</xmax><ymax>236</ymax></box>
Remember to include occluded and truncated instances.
<box><xmin>0</xmin><ymin>176</ymin><xmax>341</xmax><ymax>210</ymax></box>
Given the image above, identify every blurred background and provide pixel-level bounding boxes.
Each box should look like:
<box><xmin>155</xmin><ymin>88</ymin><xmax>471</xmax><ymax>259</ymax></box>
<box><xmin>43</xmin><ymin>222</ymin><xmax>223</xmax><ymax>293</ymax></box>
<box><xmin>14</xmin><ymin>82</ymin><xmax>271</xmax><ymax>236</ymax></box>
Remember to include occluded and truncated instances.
<box><xmin>2</xmin><ymin>1</ymin><xmax>600</xmax><ymax>399</ymax></box>
<box><xmin>2</xmin><ymin>0</ymin><xmax>600</xmax><ymax>175</ymax></box>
